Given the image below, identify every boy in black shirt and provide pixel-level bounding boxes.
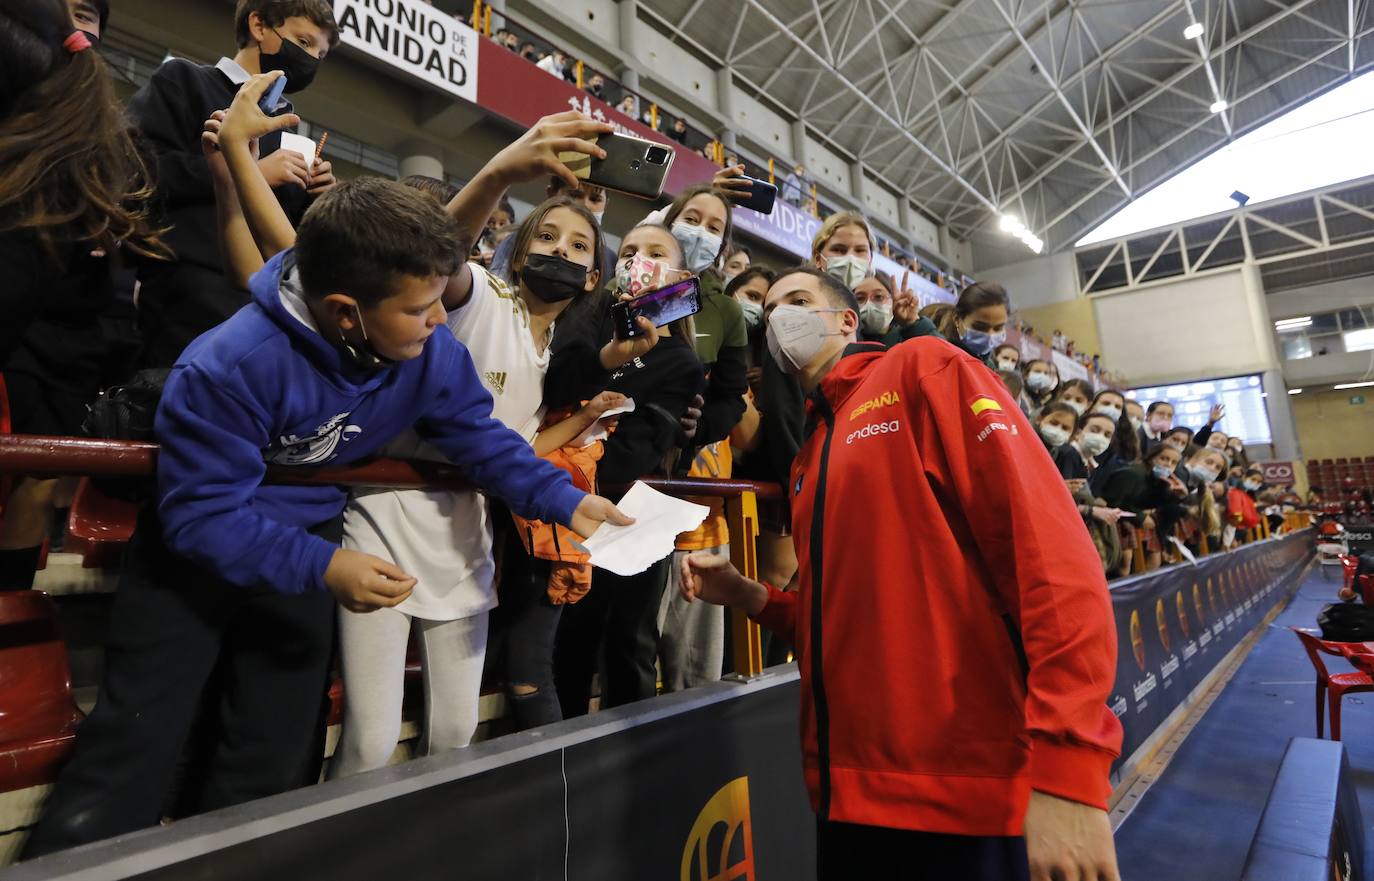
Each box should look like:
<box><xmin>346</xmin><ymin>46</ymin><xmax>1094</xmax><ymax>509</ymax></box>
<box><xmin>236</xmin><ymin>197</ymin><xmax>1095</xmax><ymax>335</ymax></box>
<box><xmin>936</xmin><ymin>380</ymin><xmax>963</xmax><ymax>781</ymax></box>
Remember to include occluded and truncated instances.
<box><xmin>130</xmin><ymin>0</ymin><xmax>339</xmax><ymax>366</ymax></box>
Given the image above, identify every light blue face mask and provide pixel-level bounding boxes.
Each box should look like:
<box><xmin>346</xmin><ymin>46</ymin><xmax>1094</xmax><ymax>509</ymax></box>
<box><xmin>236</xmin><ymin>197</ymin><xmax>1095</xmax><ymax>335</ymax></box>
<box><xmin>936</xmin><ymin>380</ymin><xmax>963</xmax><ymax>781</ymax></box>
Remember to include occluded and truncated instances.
<box><xmin>670</xmin><ymin>221</ymin><xmax>723</xmax><ymax>274</ymax></box>
<box><xmin>961</xmin><ymin>327</ymin><xmax>1007</xmax><ymax>356</ymax></box>
<box><xmin>737</xmin><ymin>297</ymin><xmax>763</xmax><ymax>329</ymax></box>
<box><xmin>1152</xmin><ymin>464</ymin><xmax>1174</xmax><ymax>479</ymax></box>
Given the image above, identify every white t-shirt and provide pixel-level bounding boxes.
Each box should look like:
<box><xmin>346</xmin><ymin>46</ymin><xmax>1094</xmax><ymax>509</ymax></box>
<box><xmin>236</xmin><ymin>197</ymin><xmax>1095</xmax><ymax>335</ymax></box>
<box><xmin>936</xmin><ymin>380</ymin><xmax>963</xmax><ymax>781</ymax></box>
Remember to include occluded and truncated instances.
<box><xmin>342</xmin><ymin>266</ymin><xmax>550</xmax><ymax>620</ymax></box>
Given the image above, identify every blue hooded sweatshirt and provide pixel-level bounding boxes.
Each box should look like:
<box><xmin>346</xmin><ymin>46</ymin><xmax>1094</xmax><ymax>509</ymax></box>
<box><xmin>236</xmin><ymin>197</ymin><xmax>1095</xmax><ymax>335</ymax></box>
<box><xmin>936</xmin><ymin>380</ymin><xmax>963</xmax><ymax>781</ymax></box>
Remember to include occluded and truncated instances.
<box><xmin>154</xmin><ymin>250</ymin><xmax>585</xmax><ymax>595</ymax></box>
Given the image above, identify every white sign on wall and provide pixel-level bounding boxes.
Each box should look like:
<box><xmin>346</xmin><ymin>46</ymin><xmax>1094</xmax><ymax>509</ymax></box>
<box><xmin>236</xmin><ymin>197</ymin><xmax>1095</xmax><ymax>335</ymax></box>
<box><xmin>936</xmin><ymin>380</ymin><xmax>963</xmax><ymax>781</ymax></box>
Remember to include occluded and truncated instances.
<box><xmin>334</xmin><ymin>0</ymin><xmax>478</xmax><ymax>103</ymax></box>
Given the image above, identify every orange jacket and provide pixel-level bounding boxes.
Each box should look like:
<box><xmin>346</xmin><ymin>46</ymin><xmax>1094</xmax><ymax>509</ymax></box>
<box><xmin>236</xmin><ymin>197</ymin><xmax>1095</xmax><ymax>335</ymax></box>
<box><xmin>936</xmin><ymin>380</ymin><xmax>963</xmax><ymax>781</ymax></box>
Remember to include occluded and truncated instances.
<box><xmin>510</xmin><ymin>437</ymin><xmax>602</xmax><ymax>605</ymax></box>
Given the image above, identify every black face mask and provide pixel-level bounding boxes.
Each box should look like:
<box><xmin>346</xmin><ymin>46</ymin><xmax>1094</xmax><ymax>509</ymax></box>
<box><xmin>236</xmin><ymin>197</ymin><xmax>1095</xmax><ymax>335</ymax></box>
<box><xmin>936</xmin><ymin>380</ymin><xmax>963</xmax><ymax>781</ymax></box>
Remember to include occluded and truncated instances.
<box><xmin>80</xmin><ymin>30</ymin><xmax>101</xmax><ymax>47</ymax></box>
<box><xmin>260</xmin><ymin>28</ymin><xmax>320</xmax><ymax>94</ymax></box>
<box><xmin>520</xmin><ymin>253</ymin><xmax>588</xmax><ymax>303</ymax></box>
<box><xmin>338</xmin><ymin>309</ymin><xmax>394</xmax><ymax>371</ymax></box>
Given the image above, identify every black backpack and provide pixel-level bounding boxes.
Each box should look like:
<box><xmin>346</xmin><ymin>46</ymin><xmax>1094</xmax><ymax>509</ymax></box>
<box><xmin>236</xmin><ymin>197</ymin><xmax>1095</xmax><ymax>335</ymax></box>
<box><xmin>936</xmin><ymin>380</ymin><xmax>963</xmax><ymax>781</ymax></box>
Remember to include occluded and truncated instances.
<box><xmin>80</xmin><ymin>368</ymin><xmax>168</xmax><ymax>501</ymax></box>
<box><xmin>1317</xmin><ymin>602</ymin><xmax>1374</xmax><ymax>643</ymax></box>
<box><xmin>81</xmin><ymin>368</ymin><xmax>169</xmax><ymax>442</ymax></box>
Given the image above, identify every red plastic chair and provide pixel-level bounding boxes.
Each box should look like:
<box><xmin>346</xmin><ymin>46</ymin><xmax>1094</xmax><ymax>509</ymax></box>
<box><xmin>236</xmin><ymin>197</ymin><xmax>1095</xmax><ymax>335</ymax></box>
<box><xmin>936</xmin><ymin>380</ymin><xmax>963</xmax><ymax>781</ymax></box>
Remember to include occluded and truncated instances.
<box><xmin>1291</xmin><ymin>627</ymin><xmax>1374</xmax><ymax>740</ymax></box>
<box><xmin>0</xmin><ymin>591</ymin><xmax>85</xmax><ymax>792</ymax></box>
<box><xmin>65</xmin><ymin>478</ymin><xmax>141</xmax><ymax>569</ymax></box>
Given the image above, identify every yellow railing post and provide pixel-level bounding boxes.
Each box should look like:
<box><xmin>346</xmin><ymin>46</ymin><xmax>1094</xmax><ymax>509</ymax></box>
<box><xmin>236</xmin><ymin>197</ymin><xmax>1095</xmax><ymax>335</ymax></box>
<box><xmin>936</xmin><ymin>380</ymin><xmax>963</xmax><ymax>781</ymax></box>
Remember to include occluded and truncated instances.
<box><xmin>483</xmin><ymin>6</ymin><xmax>492</xmax><ymax>36</ymax></box>
<box><xmin>809</xmin><ymin>184</ymin><xmax>819</xmax><ymax>217</ymax></box>
<box><xmin>649</xmin><ymin>103</ymin><xmax>659</xmax><ymax>130</ymax></box>
<box><xmin>767</xmin><ymin>157</ymin><xmax>775</xmax><ymax>185</ymax></box>
<box><xmin>724</xmin><ymin>490</ymin><xmax>763</xmax><ymax>678</ymax></box>
<box><xmin>575</xmin><ymin>59</ymin><xmax>584</xmax><ymax>90</ymax></box>
<box><xmin>470</xmin><ymin>0</ymin><xmax>484</xmax><ymax>31</ymax></box>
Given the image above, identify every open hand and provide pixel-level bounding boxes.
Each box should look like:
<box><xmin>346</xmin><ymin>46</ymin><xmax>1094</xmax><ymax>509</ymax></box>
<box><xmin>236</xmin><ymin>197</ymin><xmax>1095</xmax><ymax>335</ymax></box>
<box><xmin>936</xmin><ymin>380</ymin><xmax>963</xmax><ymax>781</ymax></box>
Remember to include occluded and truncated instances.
<box><xmin>1209</xmin><ymin>402</ymin><xmax>1226</xmax><ymax>423</ymax></box>
<box><xmin>485</xmin><ymin>110</ymin><xmax>614</xmax><ymax>190</ymax></box>
<box><xmin>569</xmin><ymin>493</ymin><xmax>634</xmax><ymax>539</ymax></box>
<box><xmin>220</xmin><ymin>71</ymin><xmax>301</xmax><ymax>150</ymax></box>
<box><xmin>582</xmin><ymin>391</ymin><xmax>629</xmax><ymax>420</ymax></box>
<box><xmin>711</xmin><ymin>163</ymin><xmax>754</xmax><ymax>202</ymax></box>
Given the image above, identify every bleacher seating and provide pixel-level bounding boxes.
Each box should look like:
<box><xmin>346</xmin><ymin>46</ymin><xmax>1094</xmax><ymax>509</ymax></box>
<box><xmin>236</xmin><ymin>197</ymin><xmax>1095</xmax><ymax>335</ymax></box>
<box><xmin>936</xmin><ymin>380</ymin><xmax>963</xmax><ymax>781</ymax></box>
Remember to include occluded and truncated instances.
<box><xmin>0</xmin><ymin>591</ymin><xmax>83</xmax><ymax>794</ymax></box>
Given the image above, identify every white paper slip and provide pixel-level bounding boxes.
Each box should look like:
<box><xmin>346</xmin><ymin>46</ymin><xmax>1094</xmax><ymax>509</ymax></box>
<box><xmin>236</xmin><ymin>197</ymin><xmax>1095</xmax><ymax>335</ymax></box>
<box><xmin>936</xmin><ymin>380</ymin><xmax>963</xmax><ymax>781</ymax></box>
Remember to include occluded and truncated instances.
<box><xmin>581</xmin><ymin>481</ymin><xmax>710</xmax><ymax>576</ymax></box>
<box><xmin>1167</xmin><ymin>535</ymin><xmax>1199</xmax><ymax>566</ymax></box>
<box><xmin>573</xmin><ymin>399</ymin><xmax>636</xmax><ymax>448</ymax></box>
<box><xmin>279</xmin><ymin>132</ymin><xmax>317</xmax><ymax>170</ymax></box>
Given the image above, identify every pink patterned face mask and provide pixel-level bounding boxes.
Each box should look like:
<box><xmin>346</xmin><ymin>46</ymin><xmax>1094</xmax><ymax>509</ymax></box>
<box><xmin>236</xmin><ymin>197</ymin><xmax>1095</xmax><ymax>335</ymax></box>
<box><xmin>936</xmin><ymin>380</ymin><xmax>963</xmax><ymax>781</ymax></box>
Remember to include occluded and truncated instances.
<box><xmin>615</xmin><ymin>251</ymin><xmax>670</xmax><ymax>297</ymax></box>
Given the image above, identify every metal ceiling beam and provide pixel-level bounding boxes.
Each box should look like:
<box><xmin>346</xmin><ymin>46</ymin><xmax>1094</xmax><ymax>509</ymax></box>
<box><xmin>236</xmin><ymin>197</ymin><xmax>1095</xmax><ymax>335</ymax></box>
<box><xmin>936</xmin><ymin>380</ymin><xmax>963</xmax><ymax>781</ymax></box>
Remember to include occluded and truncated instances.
<box><xmin>997</xmin><ymin>0</ymin><xmax>1332</xmax><ymax>231</ymax></box>
<box><xmin>1053</xmin><ymin>33</ymin><xmax>1371</xmax><ymax>247</ymax></box>
<box><xmin>987</xmin><ymin>0</ymin><xmax>1131</xmax><ymax>199</ymax></box>
<box><xmin>735</xmin><ymin>0</ymin><xmax>1000</xmax><ymax>213</ymax></box>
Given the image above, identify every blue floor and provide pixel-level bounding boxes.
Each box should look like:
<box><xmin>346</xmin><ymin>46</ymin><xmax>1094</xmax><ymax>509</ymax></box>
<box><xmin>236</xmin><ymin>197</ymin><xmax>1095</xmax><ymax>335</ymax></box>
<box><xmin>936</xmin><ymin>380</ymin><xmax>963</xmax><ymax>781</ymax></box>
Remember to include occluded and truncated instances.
<box><xmin>1116</xmin><ymin>562</ymin><xmax>1374</xmax><ymax>881</ymax></box>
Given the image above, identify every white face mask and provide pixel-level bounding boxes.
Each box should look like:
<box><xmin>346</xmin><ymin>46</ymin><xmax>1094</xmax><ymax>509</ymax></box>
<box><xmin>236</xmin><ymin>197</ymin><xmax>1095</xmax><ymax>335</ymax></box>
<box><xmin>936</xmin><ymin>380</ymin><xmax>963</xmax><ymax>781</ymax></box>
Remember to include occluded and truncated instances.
<box><xmin>823</xmin><ymin>254</ymin><xmax>870</xmax><ymax>290</ymax></box>
<box><xmin>1025</xmin><ymin>372</ymin><xmax>1055</xmax><ymax>393</ymax></box>
<box><xmin>1093</xmin><ymin>404</ymin><xmax>1123</xmax><ymax>423</ymax></box>
<box><xmin>766</xmin><ymin>304</ymin><xmax>845</xmax><ymax>374</ymax></box>
<box><xmin>1064</xmin><ymin>399</ymin><xmax>1088</xmax><ymax>416</ymax></box>
<box><xmin>1080</xmin><ymin>432</ymin><xmax>1110</xmax><ymax>457</ymax></box>
<box><xmin>1129</xmin><ymin>416</ymin><xmax>1143</xmax><ymax>431</ymax></box>
<box><xmin>858</xmin><ymin>301</ymin><xmax>893</xmax><ymax>336</ymax></box>
<box><xmin>997</xmin><ymin>358</ymin><xmax>1019</xmax><ymax>372</ymax></box>
<box><xmin>736</xmin><ymin>297</ymin><xmax>763</xmax><ymax>330</ymax></box>
<box><xmin>670</xmin><ymin>221</ymin><xmax>722</xmax><ymax>274</ymax></box>
<box><xmin>591</xmin><ymin>210</ymin><xmax>605</xmax><ymax>226</ymax></box>
<box><xmin>1039</xmin><ymin>423</ymin><xmax>1071</xmax><ymax>447</ymax></box>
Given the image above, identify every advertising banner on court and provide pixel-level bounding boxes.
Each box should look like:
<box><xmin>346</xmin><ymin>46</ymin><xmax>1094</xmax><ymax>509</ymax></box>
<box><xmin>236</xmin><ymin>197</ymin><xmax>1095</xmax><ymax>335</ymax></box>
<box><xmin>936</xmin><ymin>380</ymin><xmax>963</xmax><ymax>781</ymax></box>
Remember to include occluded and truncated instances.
<box><xmin>334</xmin><ymin>0</ymin><xmax>479</xmax><ymax>103</ymax></box>
<box><xmin>1108</xmin><ymin>532</ymin><xmax>1312</xmax><ymax>768</ymax></box>
<box><xmin>1260</xmin><ymin>460</ymin><xmax>1297</xmax><ymax>485</ymax></box>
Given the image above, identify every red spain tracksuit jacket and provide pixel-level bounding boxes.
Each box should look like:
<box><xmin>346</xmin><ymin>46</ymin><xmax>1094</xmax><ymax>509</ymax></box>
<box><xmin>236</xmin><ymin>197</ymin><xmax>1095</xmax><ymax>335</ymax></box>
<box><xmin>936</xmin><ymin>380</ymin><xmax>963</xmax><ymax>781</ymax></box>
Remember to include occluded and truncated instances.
<box><xmin>752</xmin><ymin>339</ymin><xmax>1123</xmax><ymax>837</ymax></box>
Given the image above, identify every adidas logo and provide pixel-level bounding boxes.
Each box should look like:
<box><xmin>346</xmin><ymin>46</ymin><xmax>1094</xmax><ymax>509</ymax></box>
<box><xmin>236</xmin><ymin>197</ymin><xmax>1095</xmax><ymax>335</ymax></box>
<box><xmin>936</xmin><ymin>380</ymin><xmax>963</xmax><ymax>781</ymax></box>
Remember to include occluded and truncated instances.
<box><xmin>484</xmin><ymin>372</ymin><xmax>507</xmax><ymax>395</ymax></box>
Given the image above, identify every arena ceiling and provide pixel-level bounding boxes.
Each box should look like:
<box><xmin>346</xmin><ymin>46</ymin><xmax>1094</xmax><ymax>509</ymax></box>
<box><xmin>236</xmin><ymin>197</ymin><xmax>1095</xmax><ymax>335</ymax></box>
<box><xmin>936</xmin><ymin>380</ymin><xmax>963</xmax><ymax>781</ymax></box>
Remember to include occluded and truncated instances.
<box><xmin>635</xmin><ymin>0</ymin><xmax>1374</xmax><ymax>254</ymax></box>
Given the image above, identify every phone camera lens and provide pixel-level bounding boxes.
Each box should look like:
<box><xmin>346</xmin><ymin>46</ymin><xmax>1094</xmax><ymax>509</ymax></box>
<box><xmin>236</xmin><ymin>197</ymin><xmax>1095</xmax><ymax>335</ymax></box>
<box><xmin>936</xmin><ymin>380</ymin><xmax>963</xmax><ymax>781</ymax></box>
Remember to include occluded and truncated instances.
<box><xmin>645</xmin><ymin>146</ymin><xmax>670</xmax><ymax>165</ymax></box>
<box><xmin>630</xmin><ymin>159</ymin><xmax>642</xmax><ymax>170</ymax></box>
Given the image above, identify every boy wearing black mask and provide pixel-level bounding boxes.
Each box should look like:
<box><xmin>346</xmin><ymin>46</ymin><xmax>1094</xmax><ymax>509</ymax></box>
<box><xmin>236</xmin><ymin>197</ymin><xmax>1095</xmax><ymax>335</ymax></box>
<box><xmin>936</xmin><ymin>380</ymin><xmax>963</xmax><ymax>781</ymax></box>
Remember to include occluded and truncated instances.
<box><xmin>129</xmin><ymin>0</ymin><xmax>339</xmax><ymax>367</ymax></box>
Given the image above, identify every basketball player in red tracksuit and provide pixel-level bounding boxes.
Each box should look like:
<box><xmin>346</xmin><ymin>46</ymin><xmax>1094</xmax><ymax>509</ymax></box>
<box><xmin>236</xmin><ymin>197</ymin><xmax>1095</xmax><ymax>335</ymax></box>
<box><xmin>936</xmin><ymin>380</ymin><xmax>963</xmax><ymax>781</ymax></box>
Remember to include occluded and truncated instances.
<box><xmin>680</xmin><ymin>267</ymin><xmax>1123</xmax><ymax>881</ymax></box>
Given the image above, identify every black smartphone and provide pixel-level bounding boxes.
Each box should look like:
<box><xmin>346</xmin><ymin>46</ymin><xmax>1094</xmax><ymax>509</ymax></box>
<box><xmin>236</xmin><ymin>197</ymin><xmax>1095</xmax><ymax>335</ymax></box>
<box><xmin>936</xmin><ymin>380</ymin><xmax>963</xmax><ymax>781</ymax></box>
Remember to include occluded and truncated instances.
<box><xmin>611</xmin><ymin>276</ymin><xmax>703</xmax><ymax>339</ymax></box>
<box><xmin>558</xmin><ymin>133</ymin><xmax>676</xmax><ymax>200</ymax></box>
<box><xmin>737</xmin><ymin>176</ymin><xmax>777</xmax><ymax>214</ymax></box>
<box><xmin>259</xmin><ymin>74</ymin><xmax>288</xmax><ymax>113</ymax></box>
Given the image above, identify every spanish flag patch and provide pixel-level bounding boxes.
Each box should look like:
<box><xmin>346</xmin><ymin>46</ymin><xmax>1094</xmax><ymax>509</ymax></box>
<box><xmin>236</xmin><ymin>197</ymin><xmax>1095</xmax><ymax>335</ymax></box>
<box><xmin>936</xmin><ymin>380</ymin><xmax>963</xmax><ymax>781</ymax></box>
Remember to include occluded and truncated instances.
<box><xmin>969</xmin><ymin>396</ymin><xmax>1003</xmax><ymax>417</ymax></box>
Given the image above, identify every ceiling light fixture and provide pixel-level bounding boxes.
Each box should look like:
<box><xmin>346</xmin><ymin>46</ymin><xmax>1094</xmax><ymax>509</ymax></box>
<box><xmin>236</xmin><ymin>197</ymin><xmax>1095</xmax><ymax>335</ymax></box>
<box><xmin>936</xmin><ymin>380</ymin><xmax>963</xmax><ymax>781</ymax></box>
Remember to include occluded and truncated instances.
<box><xmin>998</xmin><ymin>213</ymin><xmax>1044</xmax><ymax>254</ymax></box>
<box><xmin>1288</xmin><ymin>388</ymin><xmax>1303</xmax><ymax>395</ymax></box>
<box><xmin>1333</xmin><ymin>381</ymin><xmax>1374</xmax><ymax>390</ymax></box>
<box><xmin>1183</xmin><ymin>22</ymin><xmax>1204</xmax><ymax>40</ymax></box>
<box><xmin>1210</xmin><ymin>99</ymin><xmax>1229</xmax><ymax>114</ymax></box>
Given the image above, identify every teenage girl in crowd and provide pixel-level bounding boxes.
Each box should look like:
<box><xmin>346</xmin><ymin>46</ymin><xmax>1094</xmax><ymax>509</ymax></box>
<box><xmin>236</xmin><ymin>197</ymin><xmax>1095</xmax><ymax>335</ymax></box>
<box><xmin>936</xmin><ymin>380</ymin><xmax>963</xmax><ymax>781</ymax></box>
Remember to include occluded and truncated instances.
<box><xmin>1053</xmin><ymin>378</ymin><xmax>1095</xmax><ymax>416</ymax></box>
<box><xmin>1099</xmin><ymin>443</ymin><xmax>1190</xmax><ymax>574</ymax></box>
<box><xmin>0</xmin><ymin>0</ymin><xmax>168</xmax><ymax>591</ymax></box>
<box><xmin>1036</xmin><ymin>405</ymin><xmax>1128</xmax><ymax>574</ymax></box>
<box><xmin>994</xmin><ymin>343</ymin><xmax>1020</xmax><ymax>373</ymax></box>
<box><xmin>932</xmin><ymin>281</ymin><xmax>1010</xmax><ymax>363</ymax></box>
<box><xmin>205</xmin><ymin>87</ymin><xmax>660</xmax><ymax>769</ymax></box>
<box><xmin>556</xmin><ymin>223</ymin><xmax>707</xmax><ymax>714</ymax></box>
<box><xmin>1020</xmin><ymin>358</ymin><xmax>1059</xmax><ymax>417</ymax></box>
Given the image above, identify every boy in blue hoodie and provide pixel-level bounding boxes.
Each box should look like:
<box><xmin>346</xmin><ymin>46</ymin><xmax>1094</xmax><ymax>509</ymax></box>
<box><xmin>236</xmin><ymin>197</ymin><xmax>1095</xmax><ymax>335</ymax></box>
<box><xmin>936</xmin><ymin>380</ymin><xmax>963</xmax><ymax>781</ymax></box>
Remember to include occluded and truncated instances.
<box><xmin>23</xmin><ymin>178</ymin><xmax>631</xmax><ymax>856</ymax></box>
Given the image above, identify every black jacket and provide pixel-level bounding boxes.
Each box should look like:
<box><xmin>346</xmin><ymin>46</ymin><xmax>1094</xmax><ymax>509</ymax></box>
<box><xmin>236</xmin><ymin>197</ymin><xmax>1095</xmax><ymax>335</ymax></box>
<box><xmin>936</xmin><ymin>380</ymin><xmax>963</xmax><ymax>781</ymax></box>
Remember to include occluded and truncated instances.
<box><xmin>128</xmin><ymin>59</ymin><xmax>312</xmax><ymax>366</ymax></box>
<box><xmin>599</xmin><ymin>334</ymin><xmax>706</xmax><ymax>484</ymax></box>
